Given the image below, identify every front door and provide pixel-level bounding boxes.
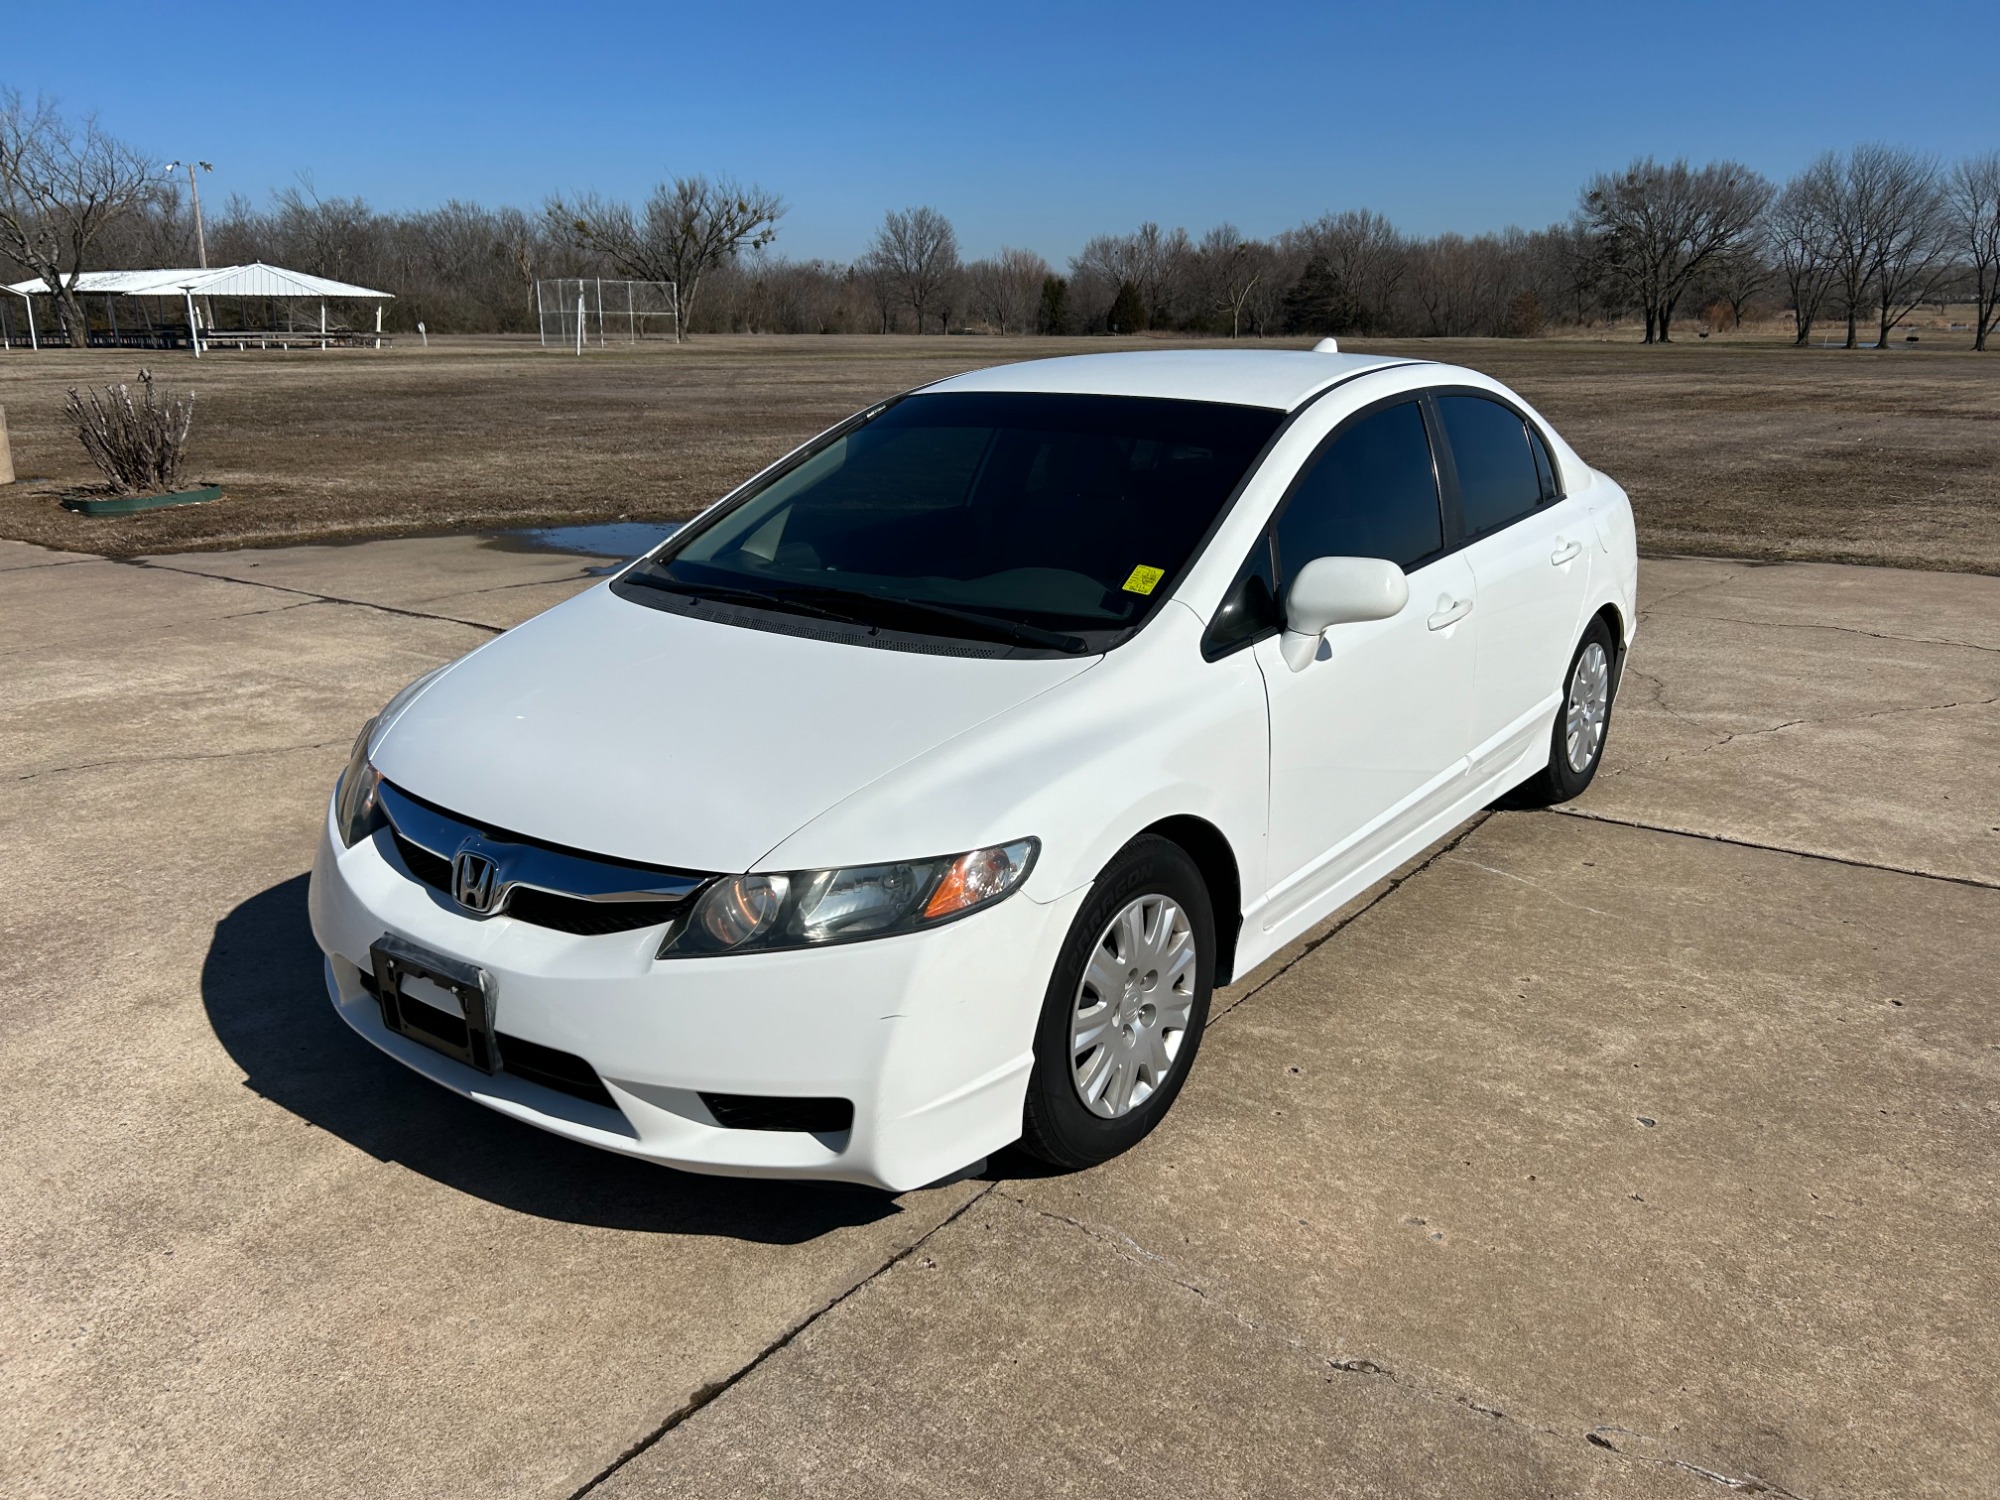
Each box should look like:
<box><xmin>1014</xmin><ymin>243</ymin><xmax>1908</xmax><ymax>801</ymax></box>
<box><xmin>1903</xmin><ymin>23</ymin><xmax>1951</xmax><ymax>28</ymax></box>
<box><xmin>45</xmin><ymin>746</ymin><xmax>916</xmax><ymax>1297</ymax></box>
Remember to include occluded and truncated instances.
<box><xmin>1251</xmin><ymin>396</ymin><xmax>1477</xmax><ymax>930</ymax></box>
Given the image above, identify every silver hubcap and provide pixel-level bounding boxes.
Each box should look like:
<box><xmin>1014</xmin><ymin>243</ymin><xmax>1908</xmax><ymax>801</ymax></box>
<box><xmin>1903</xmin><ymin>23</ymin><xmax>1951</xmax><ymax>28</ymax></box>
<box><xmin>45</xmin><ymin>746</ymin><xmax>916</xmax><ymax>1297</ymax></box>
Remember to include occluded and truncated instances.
<box><xmin>1070</xmin><ymin>894</ymin><xmax>1197</xmax><ymax>1119</ymax></box>
<box><xmin>1565</xmin><ymin>641</ymin><xmax>1611</xmax><ymax>773</ymax></box>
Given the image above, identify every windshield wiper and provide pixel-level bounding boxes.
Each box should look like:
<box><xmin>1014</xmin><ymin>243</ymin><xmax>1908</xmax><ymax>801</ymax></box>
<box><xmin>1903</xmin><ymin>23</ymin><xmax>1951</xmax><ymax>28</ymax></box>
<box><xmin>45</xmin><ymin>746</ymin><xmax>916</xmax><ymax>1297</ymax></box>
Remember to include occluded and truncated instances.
<box><xmin>627</xmin><ymin>569</ymin><xmax>1089</xmax><ymax>653</ymax></box>
<box><xmin>623</xmin><ymin>571</ymin><xmax>876</xmax><ymax>629</ymax></box>
<box><xmin>846</xmin><ymin>594</ymin><xmax>1090</xmax><ymax>654</ymax></box>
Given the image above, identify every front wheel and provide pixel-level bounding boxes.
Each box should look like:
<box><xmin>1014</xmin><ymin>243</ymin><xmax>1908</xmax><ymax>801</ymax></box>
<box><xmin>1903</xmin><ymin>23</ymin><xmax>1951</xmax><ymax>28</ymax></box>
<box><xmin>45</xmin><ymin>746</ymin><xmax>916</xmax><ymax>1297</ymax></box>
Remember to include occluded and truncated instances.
<box><xmin>1504</xmin><ymin>616</ymin><xmax>1619</xmax><ymax>808</ymax></box>
<box><xmin>1018</xmin><ymin>836</ymin><xmax>1215</xmax><ymax>1170</ymax></box>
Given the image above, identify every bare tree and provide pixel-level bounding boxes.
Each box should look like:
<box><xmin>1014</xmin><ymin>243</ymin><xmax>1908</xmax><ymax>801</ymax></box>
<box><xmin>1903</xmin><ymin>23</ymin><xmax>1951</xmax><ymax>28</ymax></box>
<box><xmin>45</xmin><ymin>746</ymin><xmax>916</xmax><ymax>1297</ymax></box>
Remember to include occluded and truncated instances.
<box><xmin>1405</xmin><ymin>232</ymin><xmax>1497</xmax><ymax>336</ymax></box>
<box><xmin>272</xmin><ymin>177</ymin><xmax>377</xmax><ymax>282</ymax></box>
<box><xmin>1864</xmin><ymin>150</ymin><xmax>1950</xmax><ymax>350</ymax></box>
<box><xmin>1699</xmin><ymin>237</ymin><xmax>1775</xmax><ymax>328</ymax></box>
<box><xmin>1284</xmin><ymin>210</ymin><xmax>1406</xmax><ymax>333</ymax></box>
<box><xmin>548</xmin><ymin>175</ymin><xmax>783</xmax><ymax>342</ymax></box>
<box><xmin>963</xmin><ymin>246</ymin><xmax>1050</xmax><ymax>334</ymax></box>
<box><xmin>1193</xmin><ymin>224</ymin><xmax>1267</xmax><ymax>337</ymax></box>
<box><xmin>1581</xmin><ymin>157</ymin><xmax>1772</xmax><ymax>342</ymax></box>
<box><xmin>1804</xmin><ymin>146</ymin><xmax>1951</xmax><ymax>349</ymax></box>
<box><xmin>865</xmin><ymin>206</ymin><xmax>959</xmax><ymax>333</ymax></box>
<box><xmin>1068</xmin><ymin>222</ymin><xmax>1196</xmax><ymax>329</ymax></box>
<box><xmin>1770</xmin><ymin>170</ymin><xmax>1841</xmax><ymax>344</ymax></box>
<box><xmin>0</xmin><ymin>89</ymin><xmax>154</xmax><ymax>346</ymax></box>
<box><xmin>1948</xmin><ymin>152</ymin><xmax>2000</xmax><ymax>351</ymax></box>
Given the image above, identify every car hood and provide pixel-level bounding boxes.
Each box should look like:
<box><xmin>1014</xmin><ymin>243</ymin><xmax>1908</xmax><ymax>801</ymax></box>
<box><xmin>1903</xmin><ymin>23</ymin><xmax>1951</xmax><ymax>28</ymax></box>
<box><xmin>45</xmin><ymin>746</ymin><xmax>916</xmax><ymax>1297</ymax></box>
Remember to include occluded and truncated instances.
<box><xmin>370</xmin><ymin>584</ymin><xmax>1098</xmax><ymax>872</ymax></box>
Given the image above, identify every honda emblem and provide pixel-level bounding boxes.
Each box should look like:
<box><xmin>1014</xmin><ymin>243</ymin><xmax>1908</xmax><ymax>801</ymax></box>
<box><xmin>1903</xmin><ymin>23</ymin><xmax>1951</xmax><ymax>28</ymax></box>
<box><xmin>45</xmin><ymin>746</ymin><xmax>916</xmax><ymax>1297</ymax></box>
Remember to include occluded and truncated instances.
<box><xmin>452</xmin><ymin>849</ymin><xmax>500</xmax><ymax>913</ymax></box>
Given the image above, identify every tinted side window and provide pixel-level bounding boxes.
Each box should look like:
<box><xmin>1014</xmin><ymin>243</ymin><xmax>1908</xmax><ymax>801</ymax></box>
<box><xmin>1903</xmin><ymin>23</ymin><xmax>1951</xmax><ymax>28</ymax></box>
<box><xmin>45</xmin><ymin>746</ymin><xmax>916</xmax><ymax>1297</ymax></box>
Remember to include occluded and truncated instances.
<box><xmin>1437</xmin><ymin>395</ymin><xmax>1543</xmax><ymax>536</ymax></box>
<box><xmin>1274</xmin><ymin>401</ymin><xmax>1442</xmax><ymax>577</ymax></box>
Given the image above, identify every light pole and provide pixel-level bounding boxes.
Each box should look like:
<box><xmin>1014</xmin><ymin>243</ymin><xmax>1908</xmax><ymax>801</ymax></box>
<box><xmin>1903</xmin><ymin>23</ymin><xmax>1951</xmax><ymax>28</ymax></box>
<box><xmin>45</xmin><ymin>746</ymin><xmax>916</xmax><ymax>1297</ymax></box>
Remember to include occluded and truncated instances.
<box><xmin>164</xmin><ymin>160</ymin><xmax>214</xmax><ymax>268</ymax></box>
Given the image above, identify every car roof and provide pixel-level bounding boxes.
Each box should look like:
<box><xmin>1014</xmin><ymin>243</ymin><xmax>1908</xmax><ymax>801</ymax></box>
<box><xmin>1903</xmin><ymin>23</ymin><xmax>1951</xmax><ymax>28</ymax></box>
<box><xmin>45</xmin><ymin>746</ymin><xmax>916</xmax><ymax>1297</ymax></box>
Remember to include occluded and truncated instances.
<box><xmin>919</xmin><ymin>348</ymin><xmax>1421</xmax><ymax>413</ymax></box>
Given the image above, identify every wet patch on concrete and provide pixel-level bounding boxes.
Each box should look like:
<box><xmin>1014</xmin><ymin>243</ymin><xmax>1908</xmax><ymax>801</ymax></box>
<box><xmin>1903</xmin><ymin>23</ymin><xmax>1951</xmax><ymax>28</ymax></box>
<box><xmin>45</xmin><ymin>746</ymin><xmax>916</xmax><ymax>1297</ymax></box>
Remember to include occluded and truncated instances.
<box><xmin>484</xmin><ymin>521</ymin><xmax>681</xmax><ymax>565</ymax></box>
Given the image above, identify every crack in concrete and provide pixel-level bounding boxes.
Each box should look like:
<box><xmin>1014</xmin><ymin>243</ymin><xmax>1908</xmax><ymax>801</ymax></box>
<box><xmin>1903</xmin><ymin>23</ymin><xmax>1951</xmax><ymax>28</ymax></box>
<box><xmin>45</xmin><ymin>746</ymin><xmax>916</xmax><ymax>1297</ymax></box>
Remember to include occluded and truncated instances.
<box><xmin>565</xmin><ymin>1184</ymin><xmax>997</xmax><ymax>1499</ymax></box>
<box><xmin>1634</xmin><ymin>569</ymin><xmax>1752</xmax><ymax>616</ymax></box>
<box><xmin>1006</xmin><ymin>1193</ymin><xmax>1811</xmax><ymax>1497</ymax></box>
<box><xmin>0</xmin><ymin>555</ymin><xmax>95</xmax><ymax>573</ymax></box>
<box><xmin>114</xmin><ymin>557</ymin><xmax>505</xmax><ymax>635</ymax></box>
<box><xmin>1586</xmin><ymin>1427</ymin><xmax>1815</xmax><ymax>1498</ymax></box>
<box><xmin>1208</xmin><ymin>815</ymin><xmax>1488</xmax><ymax>1026</ymax></box>
<box><xmin>1690</xmin><ymin>716</ymin><xmax>1809</xmax><ymax>758</ymax></box>
<box><xmin>1619</xmin><ymin>666</ymin><xmax>1707</xmax><ymax>733</ymax></box>
<box><xmin>1649</xmin><ymin>610</ymin><xmax>2000</xmax><ymax>657</ymax></box>
<box><xmin>14</xmin><ymin>738</ymin><xmax>344</xmax><ymax>783</ymax></box>
<box><xmin>1442</xmin><ymin>854</ymin><xmax>1614</xmax><ymax>916</ymax></box>
<box><xmin>1848</xmin><ymin>691</ymin><xmax>2000</xmax><ymax>722</ymax></box>
<box><xmin>416</xmin><ymin>570</ymin><xmax>603</xmax><ymax>601</ymax></box>
<box><xmin>221</xmin><ymin>598</ymin><xmax>325</xmax><ymax>621</ymax></box>
<box><xmin>1601</xmin><ymin>689</ymin><xmax>2000</xmax><ymax>784</ymax></box>
<box><xmin>1548</xmin><ymin>806</ymin><xmax>2000</xmax><ymax>892</ymax></box>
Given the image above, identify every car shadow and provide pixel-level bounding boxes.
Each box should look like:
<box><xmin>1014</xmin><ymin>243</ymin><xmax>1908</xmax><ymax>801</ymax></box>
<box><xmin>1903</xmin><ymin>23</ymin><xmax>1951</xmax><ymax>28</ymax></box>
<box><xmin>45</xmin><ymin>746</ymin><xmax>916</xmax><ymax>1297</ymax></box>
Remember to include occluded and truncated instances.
<box><xmin>201</xmin><ymin>875</ymin><xmax>899</xmax><ymax>1244</ymax></box>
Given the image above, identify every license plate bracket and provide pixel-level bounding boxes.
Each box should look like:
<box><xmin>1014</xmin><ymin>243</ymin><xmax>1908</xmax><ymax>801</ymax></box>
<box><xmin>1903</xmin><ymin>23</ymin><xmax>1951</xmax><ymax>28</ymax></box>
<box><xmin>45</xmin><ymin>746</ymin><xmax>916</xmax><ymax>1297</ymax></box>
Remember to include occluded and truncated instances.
<box><xmin>369</xmin><ymin>935</ymin><xmax>499</xmax><ymax>1073</ymax></box>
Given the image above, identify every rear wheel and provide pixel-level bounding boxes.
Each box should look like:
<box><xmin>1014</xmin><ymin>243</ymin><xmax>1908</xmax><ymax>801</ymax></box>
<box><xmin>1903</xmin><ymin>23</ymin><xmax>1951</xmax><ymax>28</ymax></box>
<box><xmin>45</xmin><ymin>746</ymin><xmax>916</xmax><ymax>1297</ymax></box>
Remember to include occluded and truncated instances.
<box><xmin>1019</xmin><ymin>836</ymin><xmax>1215</xmax><ymax>1170</ymax></box>
<box><xmin>1504</xmin><ymin>616</ymin><xmax>1619</xmax><ymax>807</ymax></box>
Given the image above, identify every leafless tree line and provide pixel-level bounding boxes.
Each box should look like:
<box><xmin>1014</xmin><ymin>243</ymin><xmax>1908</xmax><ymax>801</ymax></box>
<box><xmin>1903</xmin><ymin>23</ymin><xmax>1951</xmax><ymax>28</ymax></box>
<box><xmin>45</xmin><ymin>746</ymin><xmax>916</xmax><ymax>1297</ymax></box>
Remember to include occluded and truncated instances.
<box><xmin>4</xmin><ymin>86</ymin><xmax>1998</xmax><ymax>350</ymax></box>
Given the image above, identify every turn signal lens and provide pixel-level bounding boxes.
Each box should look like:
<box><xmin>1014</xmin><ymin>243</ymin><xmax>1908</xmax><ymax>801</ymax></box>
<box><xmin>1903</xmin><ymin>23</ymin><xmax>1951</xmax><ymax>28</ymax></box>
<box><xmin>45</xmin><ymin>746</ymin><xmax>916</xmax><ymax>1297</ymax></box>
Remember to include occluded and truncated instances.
<box><xmin>661</xmin><ymin>839</ymin><xmax>1039</xmax><ymax>959</ymax></box>
<box><xmin>924</xmin><ymin>842</ymin><xmax>1035</xmax><ymax>919</ymax></box>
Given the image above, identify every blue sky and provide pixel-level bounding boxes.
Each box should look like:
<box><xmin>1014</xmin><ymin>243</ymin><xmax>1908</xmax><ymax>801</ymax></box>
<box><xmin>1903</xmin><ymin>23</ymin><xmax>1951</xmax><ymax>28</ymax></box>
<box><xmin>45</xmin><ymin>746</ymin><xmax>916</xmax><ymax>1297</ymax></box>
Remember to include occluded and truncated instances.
<box><xmin>19</xmin><ymin>0</ymin><xmax>1997</xmax><ymax>262</ymax></box>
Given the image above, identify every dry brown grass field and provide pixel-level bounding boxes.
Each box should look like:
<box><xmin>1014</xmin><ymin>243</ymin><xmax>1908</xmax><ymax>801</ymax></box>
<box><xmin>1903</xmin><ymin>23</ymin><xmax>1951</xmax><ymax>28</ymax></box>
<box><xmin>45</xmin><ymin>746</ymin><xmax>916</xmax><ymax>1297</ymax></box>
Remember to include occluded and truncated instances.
<box><xmin>1</xmin><ymin>333</ymin><xmax>1996</xmax><ymax>571</ymax></box>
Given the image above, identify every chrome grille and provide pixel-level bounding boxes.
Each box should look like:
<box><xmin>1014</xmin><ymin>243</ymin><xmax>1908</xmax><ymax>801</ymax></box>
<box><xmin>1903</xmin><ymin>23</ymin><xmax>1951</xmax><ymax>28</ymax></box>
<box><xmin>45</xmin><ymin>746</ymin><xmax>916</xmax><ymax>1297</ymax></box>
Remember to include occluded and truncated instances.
<box><xmin>379</xmin><ymin>781</ymin><xmax>709</xmax><ymax>935</ymax></box>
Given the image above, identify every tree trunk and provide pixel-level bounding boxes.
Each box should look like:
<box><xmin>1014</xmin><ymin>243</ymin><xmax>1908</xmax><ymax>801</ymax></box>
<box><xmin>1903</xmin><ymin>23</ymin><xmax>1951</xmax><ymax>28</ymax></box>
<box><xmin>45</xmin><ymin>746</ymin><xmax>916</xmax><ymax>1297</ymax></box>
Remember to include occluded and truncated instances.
<box><xmin>1876</xmin><ymin>303</ymin><xmax>1894</xmax><ymax>352</ymax></box>
<box><xmin>1844</xmin><ymin>307</ymin><xmax>1859</xmax><ymax>349</ymax></box>
<box><xmin>57</xmin><ymin>285</ymin><xmax>91</xmax><ymax>348</ymax></box>
<box><xmin>1658</xmin><ymin>297</ymin><xmax>1675</xmax><ymax>343</ymax></box>
<box><xmin>1642</xmin><ymin>306</ymin><xmax>1656</xmax><ymax>344</ymax></box>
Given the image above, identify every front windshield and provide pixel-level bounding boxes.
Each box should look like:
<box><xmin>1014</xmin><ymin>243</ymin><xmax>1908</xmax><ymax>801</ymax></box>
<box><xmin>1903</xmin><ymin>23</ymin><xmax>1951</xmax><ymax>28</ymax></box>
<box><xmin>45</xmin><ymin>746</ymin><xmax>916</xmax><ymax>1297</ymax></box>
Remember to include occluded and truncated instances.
<box><xmin>622</xmin><ymin>392</ymin><xmax>1284</xmax><ymax>652</ymax></box>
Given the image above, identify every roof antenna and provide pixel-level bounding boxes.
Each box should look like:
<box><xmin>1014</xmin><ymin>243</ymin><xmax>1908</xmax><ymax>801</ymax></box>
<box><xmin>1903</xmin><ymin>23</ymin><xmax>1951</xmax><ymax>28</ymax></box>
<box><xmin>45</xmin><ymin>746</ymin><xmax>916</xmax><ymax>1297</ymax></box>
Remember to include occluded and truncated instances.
<box><xmin>1312</xmin><ymin>336</ymin><xmax>1340</xmax><ymax>353</ymax></box>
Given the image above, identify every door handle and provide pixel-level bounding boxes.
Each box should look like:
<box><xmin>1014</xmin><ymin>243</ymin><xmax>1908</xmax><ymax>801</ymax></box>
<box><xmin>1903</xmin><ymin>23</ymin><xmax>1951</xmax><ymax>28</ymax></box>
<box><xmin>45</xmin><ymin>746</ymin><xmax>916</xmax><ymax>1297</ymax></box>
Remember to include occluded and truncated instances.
<box><xmin>1426</xmin><ymin>595</ymin><xmax>1473</xmax><ymax>631</ymax></box>
<box><xmin>1550</xmin><ymin>539</ymin><xmax>1583</xmax><ymax>566</ymax></box>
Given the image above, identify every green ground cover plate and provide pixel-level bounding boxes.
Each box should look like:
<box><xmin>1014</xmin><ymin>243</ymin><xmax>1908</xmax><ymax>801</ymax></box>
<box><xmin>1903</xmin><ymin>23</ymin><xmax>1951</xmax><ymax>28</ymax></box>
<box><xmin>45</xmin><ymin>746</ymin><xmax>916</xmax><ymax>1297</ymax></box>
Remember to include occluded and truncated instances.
<box><xmin>61</xmin><ymin>484</ymin><xmax>222</xmax><ymax>516</ymax></box>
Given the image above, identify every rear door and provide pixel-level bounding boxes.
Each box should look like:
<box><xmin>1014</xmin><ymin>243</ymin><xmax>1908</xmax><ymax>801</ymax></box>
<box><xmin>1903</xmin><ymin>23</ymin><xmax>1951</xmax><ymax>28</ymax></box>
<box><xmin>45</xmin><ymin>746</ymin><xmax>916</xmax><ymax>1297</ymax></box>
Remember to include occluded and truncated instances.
<box><xmin>1243</xmin><ymin>395</ymin><xmax>1477</xmax><ymax>930</ymax></box>
<box><xmin>1434</xmin><ymin>392</ymin><xmax>1594</xmax><ymax>774</ymax></box>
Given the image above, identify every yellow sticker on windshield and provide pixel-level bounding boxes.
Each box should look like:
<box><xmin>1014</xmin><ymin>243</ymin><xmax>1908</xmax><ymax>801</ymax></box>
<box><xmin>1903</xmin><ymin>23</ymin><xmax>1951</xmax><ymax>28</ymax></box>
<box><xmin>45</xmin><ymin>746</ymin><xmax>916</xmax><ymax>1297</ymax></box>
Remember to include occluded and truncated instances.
<box><xmin>1122</xmin><ymin>565</ymin><xmax>1166</xmax><ymax>595</ymax></box>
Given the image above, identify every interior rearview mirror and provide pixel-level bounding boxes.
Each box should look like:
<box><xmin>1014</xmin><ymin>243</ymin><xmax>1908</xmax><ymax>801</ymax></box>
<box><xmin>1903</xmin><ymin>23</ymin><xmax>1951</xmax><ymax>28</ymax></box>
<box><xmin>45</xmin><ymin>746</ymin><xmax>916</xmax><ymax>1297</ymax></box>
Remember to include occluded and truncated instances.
<box><xmin>1281</xmin><ymin>556</ymin><xmax>1410</xmax><ymax>671</ymax></box>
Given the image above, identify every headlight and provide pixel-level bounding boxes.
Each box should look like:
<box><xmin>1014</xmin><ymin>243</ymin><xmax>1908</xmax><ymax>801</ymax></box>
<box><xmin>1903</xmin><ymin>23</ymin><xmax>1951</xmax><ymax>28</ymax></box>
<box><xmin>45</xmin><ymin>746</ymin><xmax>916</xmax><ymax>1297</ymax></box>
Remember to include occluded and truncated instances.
<box><xmin>334</xmin><ymin>718</ymin><xmax>384</xmax><ymax>847</ymax></box>
<box><xmin>333</xmin><ymin>667</ymin><xmax>447</xmax><ymax>848</ymax></box>
<box><xmin>663</xmin><ymin>839</ymin><xmax>1038</xmax><ymax>958</ymax></box>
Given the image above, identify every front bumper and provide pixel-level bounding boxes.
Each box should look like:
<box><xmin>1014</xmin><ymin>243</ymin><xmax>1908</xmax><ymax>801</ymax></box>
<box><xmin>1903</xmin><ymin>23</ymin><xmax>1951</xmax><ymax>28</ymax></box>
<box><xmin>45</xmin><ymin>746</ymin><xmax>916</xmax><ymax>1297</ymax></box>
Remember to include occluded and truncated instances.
<box><xmin>308</xmin><ymin>801</ymin><xmax>1084</xmax><ymax>1191</ymax></box>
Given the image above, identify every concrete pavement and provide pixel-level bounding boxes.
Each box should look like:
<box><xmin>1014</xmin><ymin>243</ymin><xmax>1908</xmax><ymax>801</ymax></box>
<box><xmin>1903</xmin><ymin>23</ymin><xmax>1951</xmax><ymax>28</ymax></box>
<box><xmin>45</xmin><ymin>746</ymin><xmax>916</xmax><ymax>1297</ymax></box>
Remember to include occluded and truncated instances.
<box><xmin>2</xmin><ymin>535</ymin><xmax>1993</xmax><ymax>1498</ymax></box>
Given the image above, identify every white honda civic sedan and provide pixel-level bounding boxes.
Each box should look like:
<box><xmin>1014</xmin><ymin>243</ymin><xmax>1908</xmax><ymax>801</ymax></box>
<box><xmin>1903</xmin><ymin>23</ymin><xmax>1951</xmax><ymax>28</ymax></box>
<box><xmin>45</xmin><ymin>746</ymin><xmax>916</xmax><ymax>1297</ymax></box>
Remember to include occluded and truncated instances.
<box><xmin>310</xmin><ymin>348</ymin><xmax>1636</xmax><ymax>1191</ymax></box>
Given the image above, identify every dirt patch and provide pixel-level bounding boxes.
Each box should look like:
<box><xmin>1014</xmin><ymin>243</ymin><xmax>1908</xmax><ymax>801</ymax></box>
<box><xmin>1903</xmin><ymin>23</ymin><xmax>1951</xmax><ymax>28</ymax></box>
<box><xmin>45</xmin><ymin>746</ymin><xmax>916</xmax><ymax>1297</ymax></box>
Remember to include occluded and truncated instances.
<box><xmin>2</xmin><ymin>334</ymin><xmax>1995</xmax><ymax>571</ymax></box>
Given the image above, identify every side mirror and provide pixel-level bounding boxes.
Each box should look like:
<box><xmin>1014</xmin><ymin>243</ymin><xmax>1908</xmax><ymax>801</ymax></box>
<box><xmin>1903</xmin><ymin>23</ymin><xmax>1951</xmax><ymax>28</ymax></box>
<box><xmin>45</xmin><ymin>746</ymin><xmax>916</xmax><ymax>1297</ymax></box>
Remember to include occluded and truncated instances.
<box><xmin>1280</xmin><ymin>556</ymin><xmax>1409</xmax><ymax>671</ymax></box>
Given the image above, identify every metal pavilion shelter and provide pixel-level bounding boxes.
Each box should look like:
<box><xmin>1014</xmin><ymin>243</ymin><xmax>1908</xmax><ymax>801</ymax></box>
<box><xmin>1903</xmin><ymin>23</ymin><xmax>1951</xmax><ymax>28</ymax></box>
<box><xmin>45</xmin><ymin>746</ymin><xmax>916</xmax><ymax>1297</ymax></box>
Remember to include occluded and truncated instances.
<box><xmin>2</xmin><ymin>261</ymin><xmax>394</xmax><ymax>356</ymax></box>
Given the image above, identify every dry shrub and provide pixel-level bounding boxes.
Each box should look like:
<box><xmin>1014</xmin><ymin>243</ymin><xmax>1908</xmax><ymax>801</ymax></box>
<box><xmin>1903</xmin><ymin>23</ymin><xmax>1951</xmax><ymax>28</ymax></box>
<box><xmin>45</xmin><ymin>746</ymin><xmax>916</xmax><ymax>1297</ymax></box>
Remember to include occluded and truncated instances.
<box><xmin>64</xmin><ymin>369</ymin><xmax>196</xmax><ymax>495</ymax></box>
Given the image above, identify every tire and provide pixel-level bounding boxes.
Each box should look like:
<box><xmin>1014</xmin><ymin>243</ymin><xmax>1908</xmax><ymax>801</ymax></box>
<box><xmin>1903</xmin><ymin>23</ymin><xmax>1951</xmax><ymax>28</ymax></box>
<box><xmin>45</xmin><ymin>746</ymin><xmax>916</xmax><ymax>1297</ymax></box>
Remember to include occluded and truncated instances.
<box><xmin>1019</xmin><ymin>835</ymin><xmax>1216</xmax><ymax>1170</ymax></box>
<box><xmin>1503</xmin><ymin>615</ymin><xmax>1619</xmax><ymax>808</ymax></box>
